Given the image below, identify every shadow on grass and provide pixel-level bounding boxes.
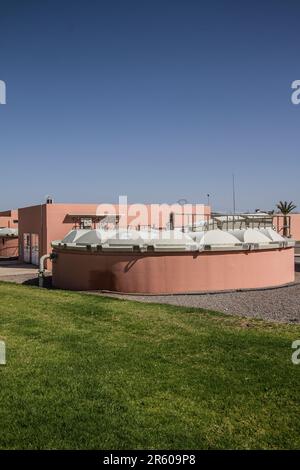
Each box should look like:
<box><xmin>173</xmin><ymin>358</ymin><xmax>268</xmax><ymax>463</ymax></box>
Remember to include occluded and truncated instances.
<box><xmin>22</xmin><ymin>275</ymin><xmax>53</xmax><ymax>288</ymax></box>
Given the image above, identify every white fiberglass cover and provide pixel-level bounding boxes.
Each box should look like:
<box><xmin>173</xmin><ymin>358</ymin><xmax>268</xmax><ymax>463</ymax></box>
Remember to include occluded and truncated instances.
<box><xmin>243</xmin><ymin>228</ymin><xmax>272</xmax><ymax>243</ymax></box>
<box><xmin>116</xmin><ymin>229</ymin><xmax>148</xmax><ymax>240</ymax></box>
<box><xmin>146</xmin><ymin>230</ymin><xmax>197</xmax><ymax>251</ymax></box>
<box><xmin>0</xmin><ymin>228</ymin><xmax>18</xmax><ymax>237</ymax></box>
<box><xmin>189</xmin><ymin>231</ymin><xmax>205</xmax><ymax>242</ymax></box>
<box><xmin>257</xmin><ymin>228</ymin><xmax>285</xmax><ymax>242</ymax></box>
<box><xmin>61</xmin><ymin>229</ymin><xmax>116</xmax><ymax>245</ymax></box>
<box><xmin>105</xmin><ymin>229</ymin><xmax>145</xmax><ymax>245</ymax></box>
<box><xmin>74</xmin><ymin>229</ymin><xmax>117</xmax><ymax>245</ymax></box>
<box><xmin>230</xmin><ymin>228</ymin><xmax>271</xmax><ymax>243</ymax></box>
<box><xmin>228</xmin><ymin>229</ymin><xmax>245</xmax><ymax>242</ymax></box>
<box><xmin>105</xmin><ymin>229</ymin><xmax>196</xmax><ymax>246</ymax></box>
<box><xmin>61</xmin><ymin>229</ymin><xmax>90</xmax><ymax>244</ymax></box>
<box><xmin>198</xmin><ymin>229</ymin><xmax>240</xmax><ymax>245</ymax></box>
<box><xmin>156</xmin><ymin>230</ymin><xmax>193</xmax><ymax>240</ymax></box>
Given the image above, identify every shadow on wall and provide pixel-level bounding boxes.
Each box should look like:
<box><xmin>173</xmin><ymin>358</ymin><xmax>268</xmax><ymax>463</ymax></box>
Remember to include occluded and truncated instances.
<box><xmin>89</xmin><ymin>270</ymin><xmax>117</xmax><ymax>291</ymax></box>
<box><xmin>89</xmin><ymin>256</ymin><xmax>140</xmax><ymax>290</ymax></box>
<box><xmin>125</xmin><ymin>257</ymin><xmax>139</xmax><ymax>272</ymax></box>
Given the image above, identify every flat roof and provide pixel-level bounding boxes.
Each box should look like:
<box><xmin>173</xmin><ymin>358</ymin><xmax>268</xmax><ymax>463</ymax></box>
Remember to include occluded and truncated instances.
<box><xmin>67</xmin><ymin>213</ymin><xmax>121</xmax><ymax>220</ymax></box>
<box><xmin>0</xmin><ymin>210</ymin><xmax>14</xmax><ymax>217</ymax></box>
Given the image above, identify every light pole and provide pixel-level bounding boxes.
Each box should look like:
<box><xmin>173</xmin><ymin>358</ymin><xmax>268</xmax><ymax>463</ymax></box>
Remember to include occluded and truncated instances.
<box><xmin>232</xmin><ymin>174</ymin><xmax>236</xmax><ymax>215</ymax></box>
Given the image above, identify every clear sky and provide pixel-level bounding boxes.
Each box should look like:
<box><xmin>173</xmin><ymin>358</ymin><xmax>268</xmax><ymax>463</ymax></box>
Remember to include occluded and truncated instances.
<box><xmin>0</xmin><ymin>0</ymin><xmax>299</xmax><ymax>212</ymax></box>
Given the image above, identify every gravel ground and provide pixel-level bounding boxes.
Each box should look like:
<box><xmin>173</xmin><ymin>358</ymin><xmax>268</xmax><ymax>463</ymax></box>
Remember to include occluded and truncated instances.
<box><xmin>99</xmin><ymin>271</ymin><xmax>300</xmax><ymax>324</ymax></box>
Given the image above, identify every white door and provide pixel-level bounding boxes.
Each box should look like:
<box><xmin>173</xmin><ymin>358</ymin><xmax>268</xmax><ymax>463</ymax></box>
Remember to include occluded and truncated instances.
<box><xmin>31</xmin><ymin>234</ymin><xmax>39</xmax><ymax>266</ymax></box>
<box><xmin>23</xmin><ymin>234</ymin><xmax>31</xmax><ymax>263</ymax></box>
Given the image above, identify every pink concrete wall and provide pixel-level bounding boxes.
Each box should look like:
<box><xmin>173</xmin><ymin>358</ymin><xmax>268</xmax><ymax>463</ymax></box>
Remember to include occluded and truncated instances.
<box><xmin>18</xmin><ymin>205</ymin><xmax>47</xmax><ymax>263</ymax></box>
<box><xmin>52</xmin><ymin>247</ymin><xmax>294</xmax><ymax>294</ymax></box>
<box><xmin>0</xmin><ymin>209</ymin><xmax>18</xmax><ymax>229</ymax></box>
<box><xmin>273</xmin><ymin>214</ymin><xmax>300</xmax><ymax>240</ymax></box>
<box><xmin>18</xmin><ymin>203</ymin><xmax>100</xmax><ymax>266</ymax></box>
<box><xmin>46</xmin><ymin>203</ymin><xmax>99</xmax><ymax>255</ymax></box>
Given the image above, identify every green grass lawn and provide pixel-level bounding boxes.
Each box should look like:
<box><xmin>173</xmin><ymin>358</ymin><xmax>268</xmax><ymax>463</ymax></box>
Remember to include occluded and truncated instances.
<box><xmin>0</xmin><ymin>281</ymin><xmax>299</xmax><ymax>450</ymax></box>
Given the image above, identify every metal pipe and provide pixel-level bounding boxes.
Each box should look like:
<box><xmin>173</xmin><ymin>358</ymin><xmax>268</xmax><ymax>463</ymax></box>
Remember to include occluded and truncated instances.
<box><xmin>169</xmin><ymin>212</ymin><xmax>174</xmax><ymax>231</ymax></box>
<box><xmin>38</xmin><ymin>253</ymin><xmax>51</xmax><ymax>287</ymax></box>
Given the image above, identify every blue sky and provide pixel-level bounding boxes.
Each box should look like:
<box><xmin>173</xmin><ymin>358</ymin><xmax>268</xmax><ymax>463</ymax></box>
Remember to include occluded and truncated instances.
<box><xmin>0</xmin><ymin>0</ymin><xmax>300</xmax><ymax>212</ymax></box>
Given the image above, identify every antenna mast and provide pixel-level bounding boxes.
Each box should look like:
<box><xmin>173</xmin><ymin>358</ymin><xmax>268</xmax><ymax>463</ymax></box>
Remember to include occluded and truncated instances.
<box><xmin>232</xmin><ymin>174</ymin><xmax>236</xmax><ymax>214</ymax></box>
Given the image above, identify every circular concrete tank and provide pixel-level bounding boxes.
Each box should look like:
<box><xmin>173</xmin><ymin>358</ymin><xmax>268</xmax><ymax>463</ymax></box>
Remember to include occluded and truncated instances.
<box><xmin>51</xmin><ymin>228</ymin><xmax>295</xmax><ymax>294</ymax></box>
<box><xmin>0</xmin><ymin>228</ymin><xmax>18</xmax><ymax>259</ymax></box>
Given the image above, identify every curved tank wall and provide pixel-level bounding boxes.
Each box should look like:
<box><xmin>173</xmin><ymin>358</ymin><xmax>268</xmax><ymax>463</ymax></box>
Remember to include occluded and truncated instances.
<box><xmin>52</xmin><ymin>246</ymin><xmax>295</xmax><ymax>294</ymax></box>
<box><xmin>0</xmin><ymin>229</ymin><xmax>18</xmax><ymax>258</ymax></box>
<box><xmin>0</xmin><ymin>237</ymin><xmax>18</xmax><ymax>258</ymax></box>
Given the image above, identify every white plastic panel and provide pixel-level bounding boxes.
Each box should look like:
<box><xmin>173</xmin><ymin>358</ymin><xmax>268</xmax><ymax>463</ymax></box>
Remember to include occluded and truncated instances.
<box><xmin>243</xmin><ymin>229</ymin><xmax>272</xmax><ymax>243</ymax></box>
<box><xmin>53</xmin><ymin>227</ymin><xmax>293</xmax><ymax>253</ymax></box>
<box><xmin>230</xmin><ymin>229</ymin><xmax>271</xmax><ymax>243</ymax></box>
<box><xmin>0</xmin><ymin>228</ymin><xmax>18</xmax><ymax>237</ymax></box>
<box><xmin>199</xmin><ymin>229</ymin><xmax>241</xmax><ymax>246</ymax></box>
<box><xmin>189</xmin><ymin>231</ymin><xmax>205</xmax><ymax>242</ymax></box>
<box><xmin>62</xmin><ymin>229</ymin><xmax>90</xmax><ymax>244</ymax></box>
<box><xmin>257</xmin><ymin>228</ymin><xmax>285</xmax><ymax>242</ymax></box>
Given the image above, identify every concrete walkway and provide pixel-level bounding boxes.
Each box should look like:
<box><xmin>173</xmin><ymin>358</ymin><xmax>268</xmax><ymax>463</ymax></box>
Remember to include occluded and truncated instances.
<box><xmin>0</xmin><ymin>260</ymin><xmax>39</xmax><ymax>284</ymax></box>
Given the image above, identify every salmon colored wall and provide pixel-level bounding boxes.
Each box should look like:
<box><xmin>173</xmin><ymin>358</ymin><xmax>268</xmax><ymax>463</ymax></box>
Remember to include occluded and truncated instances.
<box><xmin>273</xmin><ymin>214</ymin><xmax>300</xmax><ymax>240</ymax></box>
<box><xmin>0</xmin><ymin>237</ymin><xmax>18</xmax><ymax>258</ymax></box>
<box><xmin>18</xmin><ymin>204</ymin><xmax>101</xmax><ymax>265</ymax></box>
<box><xmin>0</xmin><ymin>209</ymin><xmax>18</xmax><ymax>228</ymax></box>
<box><xmin>46</xmin><ymin>204</ymin><xmax>100</xmax><ymax>267</ymax></box>
<box><xmin>290</xmin><ymin>215</ymin><xmax>300</xmax><ymax>240</ymax></box>
<box><xmin>18</xmin><ymin>205</ymin><xmax>47</xmax><ymax>263</ymax></box>
<box><xmin>52</xmin><ymin>247</ymin><xmax>294</xmax><ymax>294</ymax></box>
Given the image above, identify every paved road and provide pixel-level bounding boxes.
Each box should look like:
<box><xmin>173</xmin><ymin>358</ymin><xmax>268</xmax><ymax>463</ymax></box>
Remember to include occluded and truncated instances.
<box><xmin>0</xmin><ymin>260</ymin><xmax>38</xmax><ymax>282</ymax></box>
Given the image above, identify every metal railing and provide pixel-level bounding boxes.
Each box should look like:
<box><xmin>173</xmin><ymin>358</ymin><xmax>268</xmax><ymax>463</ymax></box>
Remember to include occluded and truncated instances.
<box><xmin>172</xmin><ymin>212</ymin><xmax>276</xmax><ymax>232</ymax></box>
<box><xmin>75</xmin><ymin>212</ymin><xmax>291</xmax><ymax>235</ymax></box>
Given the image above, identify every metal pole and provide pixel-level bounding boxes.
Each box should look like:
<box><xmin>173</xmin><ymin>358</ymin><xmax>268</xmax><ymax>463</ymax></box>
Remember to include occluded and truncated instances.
<box><xmin>232</xmin><ymin>174</ymin><xmax>236</xmax><ymax>215</ymax></box>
